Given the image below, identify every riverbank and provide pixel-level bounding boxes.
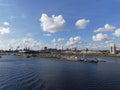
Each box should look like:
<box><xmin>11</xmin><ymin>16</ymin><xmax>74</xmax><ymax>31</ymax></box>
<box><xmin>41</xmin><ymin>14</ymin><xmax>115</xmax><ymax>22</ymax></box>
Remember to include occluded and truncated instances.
<box><xmin>2</xmin><ymin>52</ymin><xmax>120</xmax><ymax>63</ymax></box>
<box><xmin>15</xmin><ymin>53</ymin><xmax>106</xmax><ymax>63</ymax></box>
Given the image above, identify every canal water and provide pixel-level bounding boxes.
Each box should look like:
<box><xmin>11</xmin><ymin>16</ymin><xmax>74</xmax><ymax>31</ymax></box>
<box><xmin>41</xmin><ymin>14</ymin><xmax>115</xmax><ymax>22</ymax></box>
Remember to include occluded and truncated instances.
<box><xmin>0</xmin><ymin>55</ymin><xmax>120</xmax><ymax>90</ymax></box>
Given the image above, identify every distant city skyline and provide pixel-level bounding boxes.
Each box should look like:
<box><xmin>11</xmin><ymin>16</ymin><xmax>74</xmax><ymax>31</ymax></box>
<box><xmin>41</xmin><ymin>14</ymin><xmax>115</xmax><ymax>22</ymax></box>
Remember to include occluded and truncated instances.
<box><xmin>0</xmin><ymin>0</ymin><xmax>120</xmax><ymax>50</ymax></box>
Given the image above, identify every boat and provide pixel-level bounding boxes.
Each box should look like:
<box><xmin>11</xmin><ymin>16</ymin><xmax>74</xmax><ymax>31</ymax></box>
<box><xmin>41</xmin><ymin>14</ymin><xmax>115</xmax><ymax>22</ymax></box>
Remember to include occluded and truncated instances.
<box><xmin>78</xmin><ymin>54</ymin><xmax>99</xmax><ymax>63</ymax></box>
<box><xmin>26</xmin><ymin>56</ymin><xmax>31</xmax><ymax>58</ymax></box>
<box><xmin>26</xmin><ymin>54</ymin><xmax>31</xmax><ymax>58</ymax></box>
<box><xmin>84</xmin><ymin>58</ymin><xmax>98</xmax><ymax>63</ymax></box>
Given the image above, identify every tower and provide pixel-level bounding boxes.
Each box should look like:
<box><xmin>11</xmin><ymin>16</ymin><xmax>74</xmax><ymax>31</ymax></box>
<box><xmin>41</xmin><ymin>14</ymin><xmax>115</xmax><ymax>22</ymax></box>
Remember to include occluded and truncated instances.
<box><xmin>44</xmin><ymin>46</ymin><xmax>47</xmax><ymax>51</ymax></box>
<box><xmin>110</xmin><ymin>44</ymin><xmax>116</xmax><ymax>54</ymax></box>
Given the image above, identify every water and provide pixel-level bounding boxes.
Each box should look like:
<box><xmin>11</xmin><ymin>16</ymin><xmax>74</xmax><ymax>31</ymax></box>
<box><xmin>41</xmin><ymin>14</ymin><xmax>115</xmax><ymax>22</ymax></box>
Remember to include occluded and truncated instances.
<box><xmin>0</xmin><ymin>55</ymin><xmax>120</xmax><ymax>90</ymax></box>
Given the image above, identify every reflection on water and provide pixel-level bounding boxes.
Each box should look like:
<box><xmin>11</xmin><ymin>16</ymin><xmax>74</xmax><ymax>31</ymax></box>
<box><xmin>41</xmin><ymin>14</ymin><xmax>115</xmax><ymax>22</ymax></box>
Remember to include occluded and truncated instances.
<box><xmin>0</xmin><ymin>55</ymin><xmax>120</xmax><ymax>90</ymax></box>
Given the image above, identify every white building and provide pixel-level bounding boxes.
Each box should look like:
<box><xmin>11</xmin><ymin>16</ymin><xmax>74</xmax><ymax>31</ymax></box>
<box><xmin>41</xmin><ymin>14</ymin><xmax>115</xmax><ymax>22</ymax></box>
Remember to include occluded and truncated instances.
<box><xmin>110</xmin><ymin>44</ymin><xmax>116</xmax><ymax>54</ymax></box>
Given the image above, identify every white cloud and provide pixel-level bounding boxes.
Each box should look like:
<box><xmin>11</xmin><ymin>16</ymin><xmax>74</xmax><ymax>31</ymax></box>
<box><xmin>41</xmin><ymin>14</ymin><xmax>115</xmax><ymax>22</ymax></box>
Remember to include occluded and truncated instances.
<box><xmin>26</xmin><ymin>33</ymin><xmax>33</xmax><ymax>37</ymax></box>
<box><xmin>52</xmin><ymin>38</ymin><xmax>57</xmax><ymax>43</ymax></box>
<box><xmin>113</xmin><ymin>28</ymin><xmax>120</xmax><ymax>37</ymax></box>
<box><xmin>52</xmin><ymin>38</ymin><xmax>64</xmax><ymax>43</ymax></box>
<box><xmin>65</xmin><ymin>36</ymin><xmax>80</xmax><ymax>47</ymax></box>
<box><xmin>94</xmin><ymin>24</ymin><xmax>116</xmax><ymax>33</ymax></box>
<box><xmin>51</xmin><ymin>38</ymin><xmax>64</xmax><ymax>49</ymax></box>
<box><xmin>0</xmin><ymin>37</ymin><xmax>44</xmax><ymax>50</ymax></box>
<box><xmin>0</xmin><ymin>27</ymin><xmax>10</xmax><ymax>35</ymax></box>
<box><xmin>58</xmin><ymin>38</ymin><xmax>64</xmax><ymax>42</ymax></box>
<box><xmin>0</xmin><ymin>22</ymin><xmax>10</xmax><ymax>35</ymax></box>
<box><xmin>75</xmin><ymin>19</ymin><xmax>90</xmax><ymax>29</ymax></box>
<box><xmin>40</xmin><ymin>13</ymin><xmax>66</xmax><ymax>33</ymax></box>
<box><xmin>43</xmin><ymin>34</ymin><xmax>52</xmax><ymax>37</ymax></box>
<box><xmin>92</xmin><ymin>33</ymin><xmax>108</xmax><ymax>42</ymax></box>
<box><xmin>20</xmin><ymin>38</ymin><xmax>43</xmax><ymax>50</ymax></box>
<box><xmin>3</xmin><ymin>22</ymin><xmax>10</xmax><ymax>27</ymax></box>
<box><xmin>105</xmin><ymin>40</ymin><xmax>114</xmax><ymax>44</ymax></box>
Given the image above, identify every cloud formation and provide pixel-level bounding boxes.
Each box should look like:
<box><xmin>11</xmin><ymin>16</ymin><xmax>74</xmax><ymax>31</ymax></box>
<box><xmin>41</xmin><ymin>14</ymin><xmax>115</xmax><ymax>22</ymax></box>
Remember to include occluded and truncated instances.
<box><xmin>52</xmin><ymin>38</ymin><xmax>57</xmax><ymax>43</ymax></box>
<box><xmin>65</xmin><ymin>36</ymin><xmax>80</xmax><ymax>47</ymax></box>
<box><xmin>92</xmin><ymin>33</ymin><xmax>108</xmax><ymax>42</ymax></box>
<box><xmin>3</xmin><ymin>22</ymin><xmax>10</xmax><ymax>27</ymax></box>
<box><xmin>40</xmin><ymin>13</ymin><xmax>66</xmax><ymax>33</ymax></box>
<box><xmin>0</xmin><ymin>27</ymin><xmax>10</xmax><ymax>35</ymax></box>
<box><xmin>52</xmin><ymin>38</ymin><xmax>64</xmax><ymax>49</ymax></box>
<box><xmin>52</xmin><ymin>38</ymin><xmax>64</xmax><ymax>43</ymax></box>
<box><xmin>0</xmin><ymin>22</ymin><xmax>10</xmax><ymax>35</ymax></box>
<box><xmin>113</xmin><ymin>28</ymin><xmax>120</xmax><ymax>37</ymax></box>
<box><xmin>75</xmin><ymin>19</ymin><xmax>90</xmax><ymax>29</ymax></box>
<box><xmin>43</xmin><ymin>34</ymin><xmax>52</xmax><ymax>37</ymax></box>
<box><xmin>94</xmin><ymin>24</ymin><xmax>116</xmax><ymax>33</ymax></box>
<box><xmin>0</xmin><ymin>37</ymin><xmax>43</xmax><ymax>50</ymax></box>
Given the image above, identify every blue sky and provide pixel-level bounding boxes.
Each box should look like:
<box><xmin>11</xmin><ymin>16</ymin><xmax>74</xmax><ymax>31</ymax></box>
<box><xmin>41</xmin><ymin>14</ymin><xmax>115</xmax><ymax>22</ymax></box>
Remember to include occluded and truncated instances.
<box><xmin>0</xmin><ymin>0</ymin><xmax>120</xmax><ymax>50</ymax></box>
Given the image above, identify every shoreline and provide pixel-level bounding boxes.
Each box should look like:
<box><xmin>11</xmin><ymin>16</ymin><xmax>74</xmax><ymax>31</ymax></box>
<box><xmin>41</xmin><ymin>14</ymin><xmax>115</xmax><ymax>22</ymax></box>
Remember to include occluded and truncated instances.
<box><xmin>2</xmin><ymin>52</ymin><xmax>120</xmax><ymax>63</ymax></box>
<box><xmin>16</xmin><ymin>54</ymin><xmax>106</xmax><ymax>63</ymax></box>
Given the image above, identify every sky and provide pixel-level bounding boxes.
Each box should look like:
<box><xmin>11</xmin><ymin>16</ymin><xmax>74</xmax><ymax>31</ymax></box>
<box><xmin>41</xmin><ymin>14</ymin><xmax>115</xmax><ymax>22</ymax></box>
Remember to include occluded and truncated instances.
<box><xmin>0</xmin><ymin>0</ymin><xmax>120</xmax><ymax>50</ymax></box>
